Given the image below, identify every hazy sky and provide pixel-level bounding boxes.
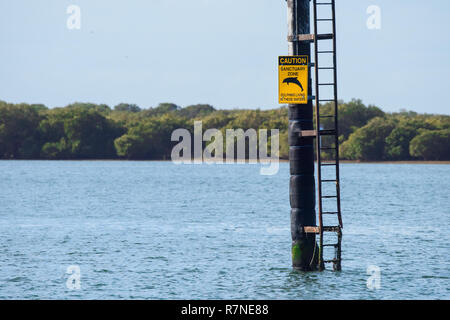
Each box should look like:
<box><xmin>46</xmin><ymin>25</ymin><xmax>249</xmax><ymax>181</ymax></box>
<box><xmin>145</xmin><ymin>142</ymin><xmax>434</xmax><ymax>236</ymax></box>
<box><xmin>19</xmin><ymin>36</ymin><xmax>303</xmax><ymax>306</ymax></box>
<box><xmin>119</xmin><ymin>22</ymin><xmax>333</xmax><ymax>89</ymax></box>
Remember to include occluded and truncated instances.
<box><xmin>0</xmin><ymin>0</ymin><xmax>449</xmax><ymax>114</ymax></box>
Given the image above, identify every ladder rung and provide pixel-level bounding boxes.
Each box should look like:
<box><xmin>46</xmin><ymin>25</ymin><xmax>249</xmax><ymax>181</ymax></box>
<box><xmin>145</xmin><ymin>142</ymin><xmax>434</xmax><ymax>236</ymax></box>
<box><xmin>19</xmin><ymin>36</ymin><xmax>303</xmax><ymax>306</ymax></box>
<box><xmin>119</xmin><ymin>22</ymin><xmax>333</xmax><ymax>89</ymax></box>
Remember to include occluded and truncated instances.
<box><xmin>319</xmin><ymin>129</ymin><xmax>336</xmax><ymax>136</ymax></box>
<box><xmin>318</xmin><ymin>67</ymin><xmax>335</xmax><ymax>70</ymax></box>
<box><xmin>320</xmin><ymin>147</ymin><xmax>336</xmax><ymax>150</ymax></box>
<box><xmin>319</xmin><ymin>115</ymin><xmax>334</xmax><ymax>118</ymax></box>
<box><xmin>316</xmin><ymin>33</ymin><xmax>334</xmax><ymax>40</ymax></box>
<box><xmin>323</xmin><ymin>259</ymin><xmax>338</xmax><ymax>263</ymax></box>
<box><xmin>318</xmin><ymin>83</ymin><xmax>335</xmax><ymax>86</ymax></box>
<box><xmin>318</xmin><ymin>51</ymin><xmax>334</xmax><ymax>54</ymax></box>
<box><xmin>321</xmin><ymin>180</ymin><xmax>337</xmax><ymax>183</ymax></box>
<box><xmin>319</xmin><ymin>99</ymin><xmax>335</xmax><ymax>102</ymax></box>
<box><xmin>322</xmin><ymin>211</ymin><xmax>339</xmax><ymax>215</ymax></box>
<box><xmin>321</xmin><ymin>163</ymin><xmax>337</xmax><ymax>166</ymax></box>
<box><xmin>322</xmin><ymin>244</ymin><xmax>338</xmax><ymax>247</ymax></box>
<box><xmin>322</xmin><ymin>195</ymin><xmax>338</xmax><ymax>198</ymax></box>
<box><xmin>322</xmin><ymin>226</ymin><xmax>341</xmax><ymax>232</ymax></box>
<box><xmin>317</xmin><ymin>19</ymin><xmax>333</xmax><ymax>22</ymax></box>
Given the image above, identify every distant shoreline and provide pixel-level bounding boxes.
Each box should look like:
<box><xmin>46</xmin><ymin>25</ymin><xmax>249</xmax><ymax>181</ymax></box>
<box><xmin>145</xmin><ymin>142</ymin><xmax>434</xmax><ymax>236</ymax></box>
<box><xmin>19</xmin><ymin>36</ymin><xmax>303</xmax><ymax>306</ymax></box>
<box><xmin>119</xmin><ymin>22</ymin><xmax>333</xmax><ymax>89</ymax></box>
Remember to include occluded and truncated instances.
<box><xmin>338</xmin><ymin>160</ymin><xmax>450</xmax><ymax>165</ymax></box>
<box><xmin>1</xmin><ymin>159</ymin><xmax>449</xmax><ymax>165</ymax></box>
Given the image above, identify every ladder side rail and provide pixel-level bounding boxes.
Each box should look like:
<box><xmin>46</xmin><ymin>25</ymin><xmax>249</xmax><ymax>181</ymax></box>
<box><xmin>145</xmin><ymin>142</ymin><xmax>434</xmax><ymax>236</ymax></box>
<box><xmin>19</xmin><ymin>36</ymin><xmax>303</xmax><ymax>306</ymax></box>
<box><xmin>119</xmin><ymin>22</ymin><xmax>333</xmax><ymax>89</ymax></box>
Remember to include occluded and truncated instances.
<box><xmin>331</xmin><ymin>0</ymin><xmax>342</xmax><ymax>271</ymax></box>
<box><xmin>331</xmin><ymin>0</ymin><xmax>343</xmax><ymax>229</ymax></box>
<box><xmin>312</xmin><ymin>0</ymin><xmax>325</xmax><ymax>270</ymax></box>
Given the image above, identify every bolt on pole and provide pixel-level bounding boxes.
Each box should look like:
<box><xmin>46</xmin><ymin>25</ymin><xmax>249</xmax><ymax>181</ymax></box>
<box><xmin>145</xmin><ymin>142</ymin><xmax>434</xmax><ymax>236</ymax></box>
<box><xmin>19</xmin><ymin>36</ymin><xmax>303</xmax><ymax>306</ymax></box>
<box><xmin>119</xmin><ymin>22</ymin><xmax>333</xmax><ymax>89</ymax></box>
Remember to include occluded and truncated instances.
<box><xmin>287</xmin><ymin>0</ymin><xmax>319</xmax><ymax>271</ymax></box>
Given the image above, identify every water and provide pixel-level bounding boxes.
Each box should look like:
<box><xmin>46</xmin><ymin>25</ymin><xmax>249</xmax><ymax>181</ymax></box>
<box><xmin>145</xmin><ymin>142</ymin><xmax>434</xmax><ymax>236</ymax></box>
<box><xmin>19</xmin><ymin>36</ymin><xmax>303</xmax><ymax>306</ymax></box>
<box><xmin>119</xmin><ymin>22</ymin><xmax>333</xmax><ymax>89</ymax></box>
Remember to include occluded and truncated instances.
<box><xmin>0</xmin><ymin>161</ymin><xmax>448</xmax><ymax>300</ymax></box>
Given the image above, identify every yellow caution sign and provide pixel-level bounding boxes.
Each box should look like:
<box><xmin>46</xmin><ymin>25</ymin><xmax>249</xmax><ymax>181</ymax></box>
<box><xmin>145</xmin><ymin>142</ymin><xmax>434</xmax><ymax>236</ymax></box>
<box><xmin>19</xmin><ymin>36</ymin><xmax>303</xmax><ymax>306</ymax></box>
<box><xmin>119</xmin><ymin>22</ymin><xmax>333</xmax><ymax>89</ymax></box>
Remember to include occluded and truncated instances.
<box><xmin>278</xmin><ymin>56</ymin><xmax>309</xmax><ymax>104</ymax></box>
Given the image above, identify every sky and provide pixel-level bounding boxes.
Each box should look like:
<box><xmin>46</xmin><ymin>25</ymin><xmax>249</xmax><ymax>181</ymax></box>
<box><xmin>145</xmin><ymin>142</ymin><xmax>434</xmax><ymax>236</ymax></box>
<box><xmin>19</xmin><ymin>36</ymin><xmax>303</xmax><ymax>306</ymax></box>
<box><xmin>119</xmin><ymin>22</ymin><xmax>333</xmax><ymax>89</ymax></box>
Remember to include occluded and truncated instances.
<box><xmin>0</xmin><ymin>0</ymin><xmax>449</xmax><ymax>114</ymax></box>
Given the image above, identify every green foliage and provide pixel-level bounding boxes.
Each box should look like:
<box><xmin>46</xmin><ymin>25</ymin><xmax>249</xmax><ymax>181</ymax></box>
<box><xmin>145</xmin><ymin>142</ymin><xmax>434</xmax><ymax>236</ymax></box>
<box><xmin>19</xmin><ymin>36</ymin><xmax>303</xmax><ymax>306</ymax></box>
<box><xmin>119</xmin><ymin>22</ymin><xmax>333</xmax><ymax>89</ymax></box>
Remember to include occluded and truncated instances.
<box><xmin>0</xmin><ymin>99</ymin><xmax>449</xmax><ymax>161</ymax></box>
<box><xmin>36</xmin><ymin>107</ymin><xmax>124</xmax><ymax>159</ymax></box>
<box><xmin>340</xmin><ymin>112</ymin><xmax>450</xmax><ymax>161</ymax></box>
<box><xmin>176</xmin><ymin>104</ymin><xmax>215</xmax><ymax>119</ymax></box>
<box><xmin>114</xmin><ymin>114</ymin><xmax>189</xmax><ymax>160</ymax></box>
<box><xmin>0</xmin><ymin>102</ymin><xmax>42</xmax><ymax>159</ymax></box>
<box><xmin>62</xmin><ymin>109</ymin><xmax>123</xmax><ymax>159</ymax></box>
<box><xmin>409</xmin><ymin>129</ymin><xmax>450</xmax><ymax>160</ymax></box>
<box><xmin>319</xmin><ymin>99</ymin><xmax>385</xmax><ymax>140</ymax></box>
<box><xmin>141</xmin><ymin>103</ymin><xmax>180</xmax><ymax>118</ymax></box>
<box><xmin>114</xmin><ymin>134</ymin><xmax>142</xmax><ymax>158</ymax></box>
<box><xmin>65</xmin><ymin>102</ymin><xmax>111</xmax><ymax>114</ymax></box>
<box><xmin>41</xmin><ymin>138</ymin><xmax>70</xmax><ymax>159</ymax></box>
<box><xmin>114</xmin><ymin>103</ymin><xmax>141</xmax><ymax>113</ymax></box>
<box><xmin>340</xmin><ymin>117</ymin><xmax>396</xmax><ymax>161</ymax></box>
<box><xmin>384</xmin><ymin>118</ymin><xmax>433</xmax><ymax>160</ymax></box>
<box><xmin>385</xmin><ymin>124</ymin><xmax>417</xmax><ymax>160</ymax></box>
<box><xmin>278</xmin><ymin>131</ymin><xmax>289</xmax><ymax>159</ymax></box>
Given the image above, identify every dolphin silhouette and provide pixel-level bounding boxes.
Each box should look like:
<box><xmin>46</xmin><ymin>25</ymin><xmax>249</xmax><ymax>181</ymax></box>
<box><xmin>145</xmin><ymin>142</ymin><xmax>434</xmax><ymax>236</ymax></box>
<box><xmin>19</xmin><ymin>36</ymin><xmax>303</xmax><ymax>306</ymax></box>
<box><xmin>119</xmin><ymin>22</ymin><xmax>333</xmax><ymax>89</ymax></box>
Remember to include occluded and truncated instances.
<box><xmin>283</xmin><ymin>77</ymin><xmax>304</xmax><ymax>92</ymax></box>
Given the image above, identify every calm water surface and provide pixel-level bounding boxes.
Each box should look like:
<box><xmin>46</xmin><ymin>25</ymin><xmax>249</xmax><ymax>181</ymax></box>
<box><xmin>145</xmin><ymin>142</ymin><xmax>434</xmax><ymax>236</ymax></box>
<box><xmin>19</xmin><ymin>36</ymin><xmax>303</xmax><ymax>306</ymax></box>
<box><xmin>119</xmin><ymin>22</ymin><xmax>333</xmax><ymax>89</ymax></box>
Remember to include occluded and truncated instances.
<box><xmin>0</xmin><ymin>161</ymin><xmax>448</xmax><ymax>299</ymax></box>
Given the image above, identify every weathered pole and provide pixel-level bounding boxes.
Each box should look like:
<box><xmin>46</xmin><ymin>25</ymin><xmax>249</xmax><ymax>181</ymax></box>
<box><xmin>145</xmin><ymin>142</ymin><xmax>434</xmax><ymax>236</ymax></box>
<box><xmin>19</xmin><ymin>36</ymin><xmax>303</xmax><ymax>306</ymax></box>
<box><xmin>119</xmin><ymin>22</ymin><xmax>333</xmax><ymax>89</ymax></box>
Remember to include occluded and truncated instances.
<box><xmin>287</xmin><ymin>0</ymin><xmax>318</xmax><ymax>271</ymax></box>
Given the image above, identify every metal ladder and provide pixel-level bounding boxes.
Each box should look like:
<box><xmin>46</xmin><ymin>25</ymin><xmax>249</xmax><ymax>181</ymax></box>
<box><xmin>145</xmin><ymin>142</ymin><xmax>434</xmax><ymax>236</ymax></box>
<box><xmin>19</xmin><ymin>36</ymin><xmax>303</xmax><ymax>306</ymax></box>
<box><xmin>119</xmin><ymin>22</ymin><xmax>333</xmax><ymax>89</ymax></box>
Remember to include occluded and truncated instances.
<box><xmin>296</xmin><ymin>0</ymin><xmax>343</xmax><ymax>271</ymax></box>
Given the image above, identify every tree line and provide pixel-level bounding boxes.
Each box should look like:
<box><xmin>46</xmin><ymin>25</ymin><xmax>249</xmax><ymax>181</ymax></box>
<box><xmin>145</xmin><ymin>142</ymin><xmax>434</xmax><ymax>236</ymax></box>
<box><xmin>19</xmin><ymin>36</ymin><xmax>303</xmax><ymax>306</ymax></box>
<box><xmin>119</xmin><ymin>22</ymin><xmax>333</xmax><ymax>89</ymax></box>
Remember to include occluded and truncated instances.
<box><xmin>0</xmin><ymin>99</ymin><xmax>449</xmax><ymax>161</ymax></box>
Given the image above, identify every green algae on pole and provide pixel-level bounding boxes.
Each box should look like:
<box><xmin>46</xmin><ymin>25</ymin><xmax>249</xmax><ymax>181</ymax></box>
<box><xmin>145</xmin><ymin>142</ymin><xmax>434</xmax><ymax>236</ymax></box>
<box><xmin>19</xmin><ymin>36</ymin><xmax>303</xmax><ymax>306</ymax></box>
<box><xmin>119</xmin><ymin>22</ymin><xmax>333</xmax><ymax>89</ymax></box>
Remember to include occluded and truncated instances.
<box><xmin>287</xmin><ymin>0</ymin><xmax>319</xmax><ymax>271</ymax></box>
